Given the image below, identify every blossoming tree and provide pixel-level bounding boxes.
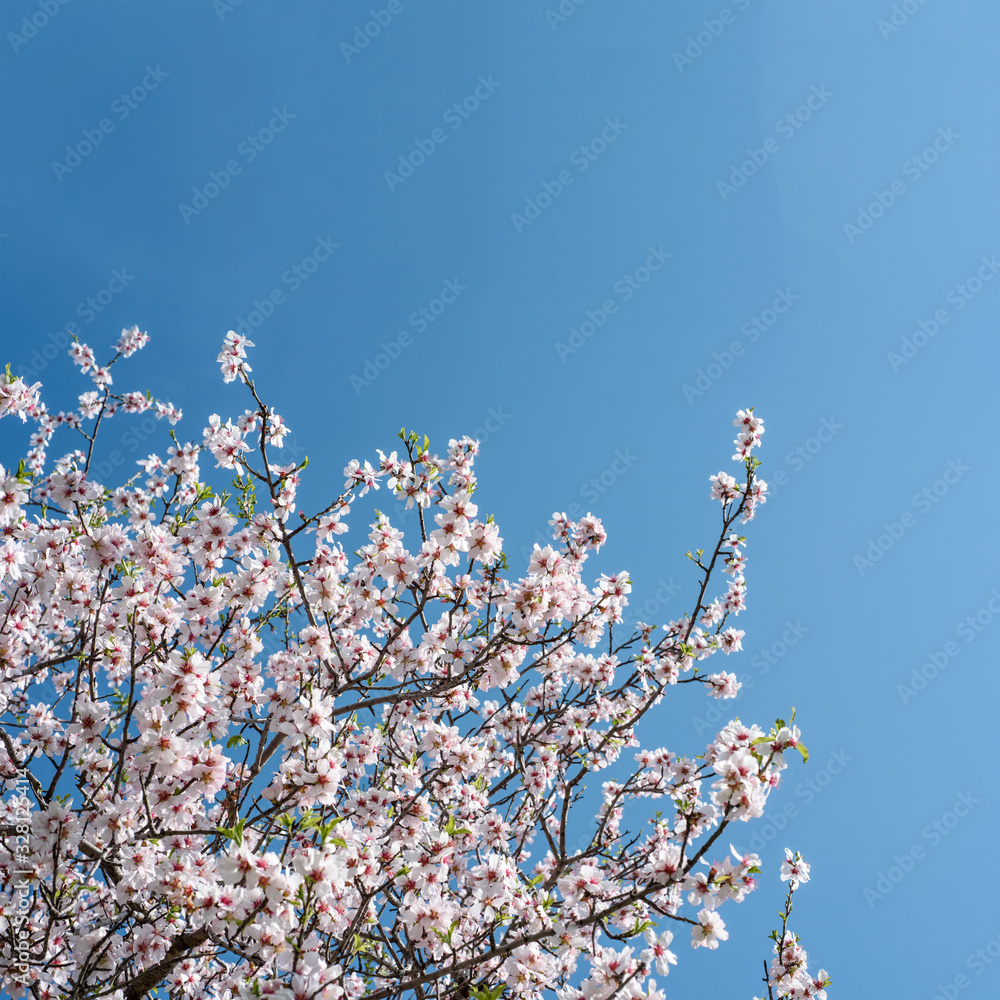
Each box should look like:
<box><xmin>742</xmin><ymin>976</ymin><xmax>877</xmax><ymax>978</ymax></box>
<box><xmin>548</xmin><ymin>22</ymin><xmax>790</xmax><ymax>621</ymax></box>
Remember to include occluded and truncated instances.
<box><xmin>0</xmin><ymin>330</ymin><xmax>829</xmax><ymax>1000</ymax></box>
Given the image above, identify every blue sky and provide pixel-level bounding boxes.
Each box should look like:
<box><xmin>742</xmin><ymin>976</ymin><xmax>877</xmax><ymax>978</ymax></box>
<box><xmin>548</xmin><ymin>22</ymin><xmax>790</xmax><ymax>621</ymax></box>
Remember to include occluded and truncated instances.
<box><xmin>2</xmin><ymin>0</ymin><xmax>999</xmax><ymax>996</ymax></box>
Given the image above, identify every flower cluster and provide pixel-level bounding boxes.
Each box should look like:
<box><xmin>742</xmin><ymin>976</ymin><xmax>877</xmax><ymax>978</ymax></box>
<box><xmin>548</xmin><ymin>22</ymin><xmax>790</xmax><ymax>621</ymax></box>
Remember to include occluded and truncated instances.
<box><xmin>10</xmin><ymin>330</ymin><xmax>180</xmax><ymax>478</ymax></box>
<box><xmin>780</xmin><ymin>848</ymin><xmax>811</xmax><ymax>890</ymax></box>
<box><xmin>733</xmin><ymin>408</ymin><xmax>764</xmax><ymax>459</ymax></box>
<box><xmin>756</xmin><ymin>850</ymin><xmax>829</xmax><ymax>1000</ymax></box>
<box><xmin>0</xmin><ymin>331</ymin><xmax>827</xmax><ymax>1000</ymax></box>
<box><xmin>0</xmin><ymin>372</ymin><xmax>41</xmax><ymax>423</ymax></box>
<box><xmin>218</xmin><ymin>331</ymin><xmax>255</xmax><ymax>383</ymax></box>
<box><xmin>709</xmin><ymin>411</ymin><xmax>767</xmax><ymax>523</ymax></box>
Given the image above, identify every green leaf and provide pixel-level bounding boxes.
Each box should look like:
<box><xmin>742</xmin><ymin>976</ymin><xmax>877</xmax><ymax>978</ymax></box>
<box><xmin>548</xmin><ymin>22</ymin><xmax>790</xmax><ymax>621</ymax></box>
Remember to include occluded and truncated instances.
<box><xmin>316</xmin><ymin>815</ymin><xmax>348</xmax><ymax>844</ymax></box>
<box><xmin>432</xmin><ymin>920</ymin><xmax>460</xmax><ymax>946</ymax></box>
<box><xmin>216</xmin><ymin>816</ymin><xmax>247</xmax><ymax>846</ymax></box>
<box><xmin>796</xmin><ymin>742</ymin><xmax>809</xmax><ymax>763</ymax></box>
<box><xmin>226</xmin><ymin>734</ymin><xmax>248</xmax><ymax>748</ymax></box>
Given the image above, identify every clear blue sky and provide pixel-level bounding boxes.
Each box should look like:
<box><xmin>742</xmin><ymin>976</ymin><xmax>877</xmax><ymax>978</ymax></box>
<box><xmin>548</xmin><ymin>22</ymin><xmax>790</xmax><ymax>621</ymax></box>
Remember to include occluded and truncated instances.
<box><xmin>2</xmin><ymin>1</ymin><xmax>999</xmax><ymax>996</ymax></box>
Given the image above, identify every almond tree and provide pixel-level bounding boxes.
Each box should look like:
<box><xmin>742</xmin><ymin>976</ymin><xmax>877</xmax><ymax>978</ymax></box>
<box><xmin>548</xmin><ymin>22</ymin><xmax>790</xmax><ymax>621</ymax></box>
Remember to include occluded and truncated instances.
<box><xmin>0</xmin><ymin>331</ymin><xmax>829</xmax><ymax>1000</ymax></box>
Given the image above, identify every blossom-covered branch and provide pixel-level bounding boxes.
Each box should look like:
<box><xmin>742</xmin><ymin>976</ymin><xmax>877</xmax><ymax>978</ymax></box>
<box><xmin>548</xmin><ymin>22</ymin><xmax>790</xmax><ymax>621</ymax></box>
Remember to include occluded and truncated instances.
<box><xmin>0</xmin><ymin>333</ymin><xmax>827</xmax><ymax>1000</ymax></box>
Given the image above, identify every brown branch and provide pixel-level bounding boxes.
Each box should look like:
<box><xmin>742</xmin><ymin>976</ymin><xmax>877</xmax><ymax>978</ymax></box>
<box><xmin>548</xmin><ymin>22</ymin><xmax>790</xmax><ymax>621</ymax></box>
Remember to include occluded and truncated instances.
<box><xmin>122</xmin><ymin>927</ymin><xmax>210</xmax><ymax>1000</ymax></box>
